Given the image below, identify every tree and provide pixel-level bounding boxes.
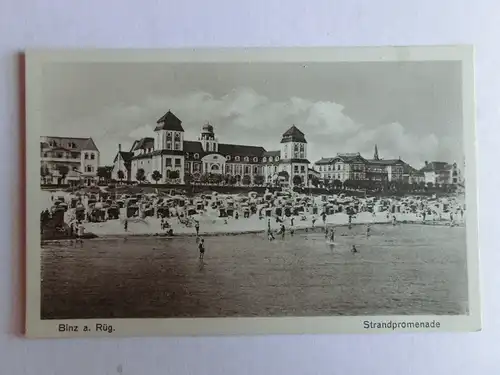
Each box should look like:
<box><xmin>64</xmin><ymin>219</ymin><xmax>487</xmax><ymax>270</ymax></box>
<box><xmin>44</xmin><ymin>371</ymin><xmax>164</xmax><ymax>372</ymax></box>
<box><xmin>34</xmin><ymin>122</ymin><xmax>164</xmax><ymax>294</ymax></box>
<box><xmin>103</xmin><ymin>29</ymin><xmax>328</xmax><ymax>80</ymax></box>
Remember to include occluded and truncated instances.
<box><xmin>40</xmin><ymin>165</ymin><xmax>50</xmax><ymax>183</ymax></box>
<box><xmin>152</xmin><ymin>170</ymin><xmax>162</xmax><ymax>184</ymax></box>
<box><xmin>278</xmin><ymin>171</ymin><xmax>289</xmax><ymax>182</ymax></box>
<box><xmin>230</xmin><ymin>175</ymin><xmax>238</xmax><ymax>185</ymax></box>
<box><xmin>167</xmin><ymin>170</ymin><xmax>180</xmax><ymax>181</ymax></box>
<box><xmin>136</xmin><ymin>168</ymin><xmax>146</xmax><ymax>183</ymax></box>
<box><xmin>97</xmin><ymin>166</ymin><xmax>112</xmax><ymax>182</ymax></box>
<box><xmin>56</xmin><ymin>165</ymin><xmax>69</xmax><ymax>185</ymax></box>
<box><xmin>309</xmin><ymin>175</ymin><xmax>320</xmax><ymax>188</ymax></box>
<box><xmin>184</xmin><ymin>172</ymin><xmax>193</xmax><ymax>186</ymax></box>
<box><xmin>253</xmin><ymin>174</ymin><xmax>265</xmax><ymax>186</ymax></box>
<box><xmin>292</xmin><ymin>175</ymin><xmax>302</xmax><ymax>186</ymax></box>
<box><xmin>427</xmin><ymin>182</ymin><xmax>434</xmax><ymax>189</ymax></box>
<box><xmin>117</xmin><ymin>170</ymin><xmax>125</xmax><ymax>183</ymax></box>
<box><xmin>242</xmin><ymin>174</ymin><xmax>251</xmax><ymax>185</ymax></box>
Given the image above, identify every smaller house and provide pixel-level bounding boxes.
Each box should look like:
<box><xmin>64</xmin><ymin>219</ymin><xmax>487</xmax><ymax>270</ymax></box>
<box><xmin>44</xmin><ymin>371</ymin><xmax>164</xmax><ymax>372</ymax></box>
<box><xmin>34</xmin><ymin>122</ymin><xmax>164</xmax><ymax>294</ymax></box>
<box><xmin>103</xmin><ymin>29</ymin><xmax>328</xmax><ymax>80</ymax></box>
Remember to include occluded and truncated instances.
<box><xmin>111</xmin><ymin>144</ymin><xmax>134</xmax><ymax>182</ymax></box>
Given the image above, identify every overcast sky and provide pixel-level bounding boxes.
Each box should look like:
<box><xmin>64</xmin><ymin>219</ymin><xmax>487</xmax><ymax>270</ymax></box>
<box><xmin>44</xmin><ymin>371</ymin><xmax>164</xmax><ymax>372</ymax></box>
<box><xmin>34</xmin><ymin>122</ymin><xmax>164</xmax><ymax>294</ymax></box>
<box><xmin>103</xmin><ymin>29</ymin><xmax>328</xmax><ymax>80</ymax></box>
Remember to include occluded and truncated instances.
<box><xmin>41</xmin><ymin>60</ymin><xmax>464</xmax><ymax>168</ymax></box>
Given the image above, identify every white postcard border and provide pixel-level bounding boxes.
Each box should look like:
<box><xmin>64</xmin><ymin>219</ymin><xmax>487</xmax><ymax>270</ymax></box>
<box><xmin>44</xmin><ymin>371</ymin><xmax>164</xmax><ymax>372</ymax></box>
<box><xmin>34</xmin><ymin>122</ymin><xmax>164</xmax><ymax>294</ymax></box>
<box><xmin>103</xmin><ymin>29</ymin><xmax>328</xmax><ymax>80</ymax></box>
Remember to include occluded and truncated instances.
<box><xmin>24</xmin><ymin>46</ymin><xmax>481</xmax><ymax>338</ymax></box>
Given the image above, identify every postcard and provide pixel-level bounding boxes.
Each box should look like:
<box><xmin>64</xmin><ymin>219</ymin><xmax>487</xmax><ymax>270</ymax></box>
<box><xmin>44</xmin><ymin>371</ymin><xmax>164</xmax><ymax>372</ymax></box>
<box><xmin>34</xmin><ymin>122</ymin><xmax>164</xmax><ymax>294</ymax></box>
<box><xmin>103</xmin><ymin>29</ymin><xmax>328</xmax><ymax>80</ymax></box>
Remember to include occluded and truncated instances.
<box><xmin>23</xmin><ymin>46</ymin><xmax>481</xmax><ymax>337</ymax></box>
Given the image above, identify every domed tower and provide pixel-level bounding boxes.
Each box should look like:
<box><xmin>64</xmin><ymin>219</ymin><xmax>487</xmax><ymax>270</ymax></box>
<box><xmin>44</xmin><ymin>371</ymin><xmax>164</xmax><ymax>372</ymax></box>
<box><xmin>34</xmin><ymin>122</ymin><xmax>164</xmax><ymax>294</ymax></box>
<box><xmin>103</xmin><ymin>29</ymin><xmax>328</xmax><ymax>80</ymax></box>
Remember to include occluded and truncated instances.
<box><xmin>198</xmin><ymin>122</ymin><xmax>218</xmax><ymax>152</ymax></box>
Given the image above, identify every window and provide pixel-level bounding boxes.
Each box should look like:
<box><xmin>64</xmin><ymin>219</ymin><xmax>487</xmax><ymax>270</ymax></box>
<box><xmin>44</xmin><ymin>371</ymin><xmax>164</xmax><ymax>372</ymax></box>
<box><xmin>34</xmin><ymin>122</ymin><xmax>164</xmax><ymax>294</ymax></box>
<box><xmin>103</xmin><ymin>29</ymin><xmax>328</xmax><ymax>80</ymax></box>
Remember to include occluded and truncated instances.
<box><xmin>166</xmin><ymin>142</ymin><xmax>172</xmax><ymax>150</ymax></box>
<box><xmin>166</xmin><ymin>132</ymin><xmax>172</xmax><ymax>141</ymax></box>
<box><xmin>175</xmin><ymin>142</ymin><xmax>180</xmax><ymax>150</ymax></box>
<box><xmin>175</xmin><ymin>158</ymin><xmax>181</xmax><ymax>166</ymax></box>
<box><xmin>294</xmin><ymin>166</ymin><xmax>299</xmax><ymax>173</ymax></box>
<box><xmin>194</xmin><ymin>153</ymin><xmax>199</xmax><ymax>159</ymax></box>
<box><xmin>186</xmin><ymin>153</ymin><xmax>190</xmax><ymax>159</ymax></box>
<box><xmin>86</xmin><ymin>165</ymin><xmax>93</xmax><ymax>172</ymax></box>
<box><xmin>254</xmin><ymin>167</ymin><xmax>258</xmax><ymax>174</ymax></box>
<box><xmin>166</xmin><ymin>158</ymin><xmax>172</xmax><ymax>167</ymax></box>
<box><xmin>244</xmin><ymin>156</ymin><xmax>249</xmax><ymax>162</ymax></box>
<box><xmin>235</xmin><ymin>156</ymin><xmax>240</xmax><ymax>162</ymax></box>
<box><xmin>253</xmin><ymin>157</ymin><xmax>258</xmax><ymax>162</ymax></box>
<box><xmin>275</xmin><ymin>156</ymin><xmax>279</xmax><ymax>161</ymax></box>
<box><xmin>174</xmin><ymin>132</ymin><xmax>180</xmax><ymax>141</ymax></box>
<box><xmin>262</xmin><ymin>157</ymin><xmax>267</xmax><ymax>162</ymax></box>
<box><xmin>84</xmin><ymin>153</ymin><xmax>89</xmax><ymax>159</ymax></box>
<box><xmin>245</xmin><ymin>166</ymin><xmax>250</xmax><ymax>174</ymax></box>
<box><xmin>185</xmin><ymin>162</ymin><xmax>191</xmax><ymax>171</ymax></box>
<box><xmin>226</xmin><ymin>155</ymin><xmax>231</xmax><ymax>161</ymax></box>
<box><xmin>90</xmin><ymin>153</ymin><xmax>95</xmax><ymax>160</ymax></box>
<box><xmin>301</xmin><ymin>166</ymin><xmax>305</xmax><ymax>173</ymax></box>
<box><xmin>269</xmin><ymin>157</ymin><xmax>273</xmax><ymax>162</ymax></box>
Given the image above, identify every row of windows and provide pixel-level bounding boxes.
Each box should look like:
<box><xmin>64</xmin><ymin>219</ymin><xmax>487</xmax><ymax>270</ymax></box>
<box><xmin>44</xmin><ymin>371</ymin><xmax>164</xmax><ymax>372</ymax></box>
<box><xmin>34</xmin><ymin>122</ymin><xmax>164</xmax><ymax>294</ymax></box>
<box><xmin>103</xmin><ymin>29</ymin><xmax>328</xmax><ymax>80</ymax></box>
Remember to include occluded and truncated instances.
<box><xmin>84</xmin><ymin>153</ymin><xmax>96</xmax><ymax>160</ymax></box>
<box><xmin>185</xmin><ymin>153</ymin><xmax>281</xmax><ymax>163</ymax></box>
<box><xmin>293</xmin><ymin>165</ymin><xmax>307</xmax><ymax>173</ymax></box>
<box><xmin>48</xmin><ymin>140</ymin><xmax>77</xmax><ymax>149</ymax></box>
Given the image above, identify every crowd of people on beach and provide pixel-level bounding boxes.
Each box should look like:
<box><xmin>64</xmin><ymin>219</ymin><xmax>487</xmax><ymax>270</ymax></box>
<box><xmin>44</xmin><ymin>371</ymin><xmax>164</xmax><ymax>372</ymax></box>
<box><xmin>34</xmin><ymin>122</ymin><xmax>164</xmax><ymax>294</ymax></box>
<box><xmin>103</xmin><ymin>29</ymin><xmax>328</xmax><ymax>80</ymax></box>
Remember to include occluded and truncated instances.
<box><xmin>40</xmin><ymin>186</ymin><xmax>466</xmax><ymax>257</ymax></box>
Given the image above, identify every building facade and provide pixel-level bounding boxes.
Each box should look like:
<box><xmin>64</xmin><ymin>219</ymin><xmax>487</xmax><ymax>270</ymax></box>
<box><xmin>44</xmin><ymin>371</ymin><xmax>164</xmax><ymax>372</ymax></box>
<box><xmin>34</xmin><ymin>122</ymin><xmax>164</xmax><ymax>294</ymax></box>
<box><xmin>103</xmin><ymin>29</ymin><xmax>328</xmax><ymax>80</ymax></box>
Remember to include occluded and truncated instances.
<box><xmin>111</xmin><ymin>144</ymin><xmax>133</xmax><ymax>182</ymax></box>
<box><xmin>40</xmin><ymin>136</ymin><xmax>100</xmax><ymax>185</ymax></box>
<box><xmin>115</xmin><ymin>110</ymin><xmax>310</xmax><ymax>186</ymax></box>
<box><xmin>421</xmin><ymin>161</ymin><xmax>461</xmax><ymax>186</ymax></box>
<box><xmin>315</xmin><ymin>153</ymin><xmax>368</xmax><ymax>183</ymax></box>
<box><xmin>314</xmin><ymin>146</ymin><xmax>406</xmax><ymax>184</ymax></box>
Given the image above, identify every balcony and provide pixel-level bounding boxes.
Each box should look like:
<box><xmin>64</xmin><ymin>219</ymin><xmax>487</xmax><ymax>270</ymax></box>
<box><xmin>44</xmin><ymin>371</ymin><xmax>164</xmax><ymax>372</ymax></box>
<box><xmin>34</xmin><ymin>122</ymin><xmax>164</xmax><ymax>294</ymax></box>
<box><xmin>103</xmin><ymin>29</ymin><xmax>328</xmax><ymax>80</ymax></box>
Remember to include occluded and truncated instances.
<box><xmin>41</xmin><ymin>156</ymin><xmax>80</xmax><ymax>163</ymax></box>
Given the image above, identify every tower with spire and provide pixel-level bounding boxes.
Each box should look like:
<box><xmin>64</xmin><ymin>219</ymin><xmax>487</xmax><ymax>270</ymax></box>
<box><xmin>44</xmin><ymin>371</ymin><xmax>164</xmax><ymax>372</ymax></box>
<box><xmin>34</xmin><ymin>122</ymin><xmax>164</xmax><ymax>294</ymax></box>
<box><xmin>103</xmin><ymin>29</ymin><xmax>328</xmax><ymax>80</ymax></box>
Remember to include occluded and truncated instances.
<box><xmin>374</xmin><ymin>144</ymin><xmax>380</xmax><ymax>161</ymax></box>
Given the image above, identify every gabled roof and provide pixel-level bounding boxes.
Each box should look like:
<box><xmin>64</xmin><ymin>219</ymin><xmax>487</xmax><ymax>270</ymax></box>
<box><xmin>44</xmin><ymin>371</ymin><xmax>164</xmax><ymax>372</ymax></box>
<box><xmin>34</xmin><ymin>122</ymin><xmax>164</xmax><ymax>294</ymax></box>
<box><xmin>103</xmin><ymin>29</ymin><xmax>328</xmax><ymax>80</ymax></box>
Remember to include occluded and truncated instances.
<box><xmin>154</xmin><ymin>110</ymin><xmax>184</xmax><ymax>132</ymax></box>
<box><xmin>113</xmin><ymin>151</ymin><xmax>134</xmax><ymax>164</ymax></box>
<box><xmin>41</xmin><ymin>136</ymin><xmax>99</xmax><ymax>152</ymax></box>
<box><xmin>281</xmin><ymin>125</ymin><xmax>307</xmax><ymax>143</ymax></box>
<box><xmin>132</xmin><ymin>137</ymin><xmax>154</xmax><ymax>151</ymax></box>
<box><xmin>218</xmin><ymin>143</ymin><xmax>266</xmax><ymax>157</ymax></box>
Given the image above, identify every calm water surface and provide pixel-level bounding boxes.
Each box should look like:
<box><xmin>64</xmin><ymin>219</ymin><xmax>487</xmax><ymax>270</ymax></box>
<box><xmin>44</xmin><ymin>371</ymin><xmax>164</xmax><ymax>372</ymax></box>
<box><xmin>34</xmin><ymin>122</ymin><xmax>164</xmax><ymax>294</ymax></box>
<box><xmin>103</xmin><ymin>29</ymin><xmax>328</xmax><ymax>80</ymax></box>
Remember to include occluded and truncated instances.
<box><xmin>41</xmin><ymin>224</ymin><xmax>468</xmax><ymax>319</ymax></box>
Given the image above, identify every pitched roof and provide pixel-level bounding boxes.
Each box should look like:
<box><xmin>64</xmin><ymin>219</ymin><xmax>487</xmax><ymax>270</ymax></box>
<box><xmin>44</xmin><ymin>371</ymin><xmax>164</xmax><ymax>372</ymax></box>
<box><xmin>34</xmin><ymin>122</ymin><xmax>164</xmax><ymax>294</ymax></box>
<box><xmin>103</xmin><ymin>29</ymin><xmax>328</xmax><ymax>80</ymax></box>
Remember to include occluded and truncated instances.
<box><xmin>183</xmin><ymin>140</ymin><xmax>204</xmax><ymax>154</ymax></box>
<box><xmin>40</xmin><ymin>136</ymin><xmax>99</xmax><ymax>152</ymax></box>
<box><xmin>281</xmin><ymin>125</ymin><xmax>307</xmax><ymax>143</ymax></box>
<box><xmin>263</xmin><ymin>150</ymin><xmax>280</xmax><ymax>157</ymax></box>
<box><xmin>367</xmin><ymin>158</ymin><xmax>403</xmax><ymax>165</ymax></box>
<box><xmin>154</xmin><ymin>110</ymin><xmax>184</xmax><ymax>132</ymax></box>
<box><xmin>315</xmin><ymin>153</ymin><xmax>367</xmax><ymax>164</ymax></box>
<box><xmin>132</xmin><ymin>137</ymin><xmax>154</xmax><ymax>151</ymax></box>
<box><xmin>113</xmin><ymin>151</ymin><xmax>134</xmax><ymax>164</ymax></box>
<box><xmin>218</xmin><ymin>143</ymin><xmax>266</xmax><ymax>157</ymax></box>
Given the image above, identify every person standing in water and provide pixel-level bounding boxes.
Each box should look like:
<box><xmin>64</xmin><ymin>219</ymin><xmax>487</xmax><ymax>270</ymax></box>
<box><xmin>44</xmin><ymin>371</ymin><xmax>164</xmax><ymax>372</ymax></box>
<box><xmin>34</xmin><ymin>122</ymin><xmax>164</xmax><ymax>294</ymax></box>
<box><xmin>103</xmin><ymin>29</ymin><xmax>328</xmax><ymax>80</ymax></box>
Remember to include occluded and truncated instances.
<box><xmin>329</xmin><ymin>227</ymin><xmax>335</xmax><ymax>242</ymax></box>
<box><xmin>311</xmin><ymin>215</ymin><xmax>317</xmax><ymax>229</ymax></box>
<box><xmin>195</xmin><ymin>220</ymin><xmax>200</xmax><ymax>236</ymax></box>
<box><xmin>198</xmin><ymin>238</ymin><xmax>205</xmax><ymax>260</ymax></box>
<box><xmin>280</xmin><ymin>223</ymin><xmax>286</xmax><ymax>240</ymax></box>
<box><xmin>366</xmin><ymin>225</ymin><xmax>371</xmax><ymax>237</ymax></box>
<box><xmin>124</xmin><ymin>219</ymin><xmax>128</xmax><ymax>232</ymax></box>
<box><xmin>351</xmin><ymin>245</ymin><xmax>358</xmax><ymax>253</ymax></box>
<box><xmin>392</xmin><ymin>215</ymin><xmax>397</xmax><ymax>226</ymax></box>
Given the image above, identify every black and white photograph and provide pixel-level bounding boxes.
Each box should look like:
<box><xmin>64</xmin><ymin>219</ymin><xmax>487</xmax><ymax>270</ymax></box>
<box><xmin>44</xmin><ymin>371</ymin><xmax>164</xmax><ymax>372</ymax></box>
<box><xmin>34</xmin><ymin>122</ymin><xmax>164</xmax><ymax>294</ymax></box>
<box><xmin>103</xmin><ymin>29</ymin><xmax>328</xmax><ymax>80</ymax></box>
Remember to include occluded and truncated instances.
<box><xmin>24</xmin><ymin>47</ymin><xmax>480</xmax><ymax>337</ymax></box>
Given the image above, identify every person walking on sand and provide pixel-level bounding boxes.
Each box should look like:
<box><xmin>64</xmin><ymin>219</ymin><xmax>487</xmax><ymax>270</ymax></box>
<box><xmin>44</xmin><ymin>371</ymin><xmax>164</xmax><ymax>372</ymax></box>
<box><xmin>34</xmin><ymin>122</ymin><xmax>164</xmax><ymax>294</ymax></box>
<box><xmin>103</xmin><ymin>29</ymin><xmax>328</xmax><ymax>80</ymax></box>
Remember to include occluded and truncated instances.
<box><xmin>351</xmin><ymin>245</ymin><xmax>358</xmax><ymax>253</ymax></box>
<box><xmin>392</xmin><ymin>215</ymin><xmax>397</xmax><ymax>226</ymax></box>
<box><xmin>124</xmin><ymin>219</ymin><xmax>128</xmax><ymax>232</ymax></box>
<box><xmin>311</xmin><ymin>215</ymin><xmax>317</xmax><ymax>230</ymax></box>
<box><xmin>280</xmin><ymin>223</ymin><xmax>286</xmax><ymax>240</ymax></box>
<box><xmin>329</xmin><ymin>228</ymin><xmax>335</xmax><ymax>243</ymax></box>
<box><xmin>198</xmin><ymin>238</ymin><xmax>205</xmax><ymax>260</ymax></box>
<box><xmin>366</xmin><ymin>225</ymin><xmax>371</xmax><ymax>237</ymax></box>
<box><xmin>195</xmin><ymin>220</ymin><xmax>200</xmax><ymax>236</ymax></box>
<box><xmin>267</xmin><ymin>228</ymin><xmax>275</xmax><ymax>241</ymax></box>
<box><xmin>76</xmin><ymin>221</ymin><xmax>85</xmax><ymax>247</ymax></box>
